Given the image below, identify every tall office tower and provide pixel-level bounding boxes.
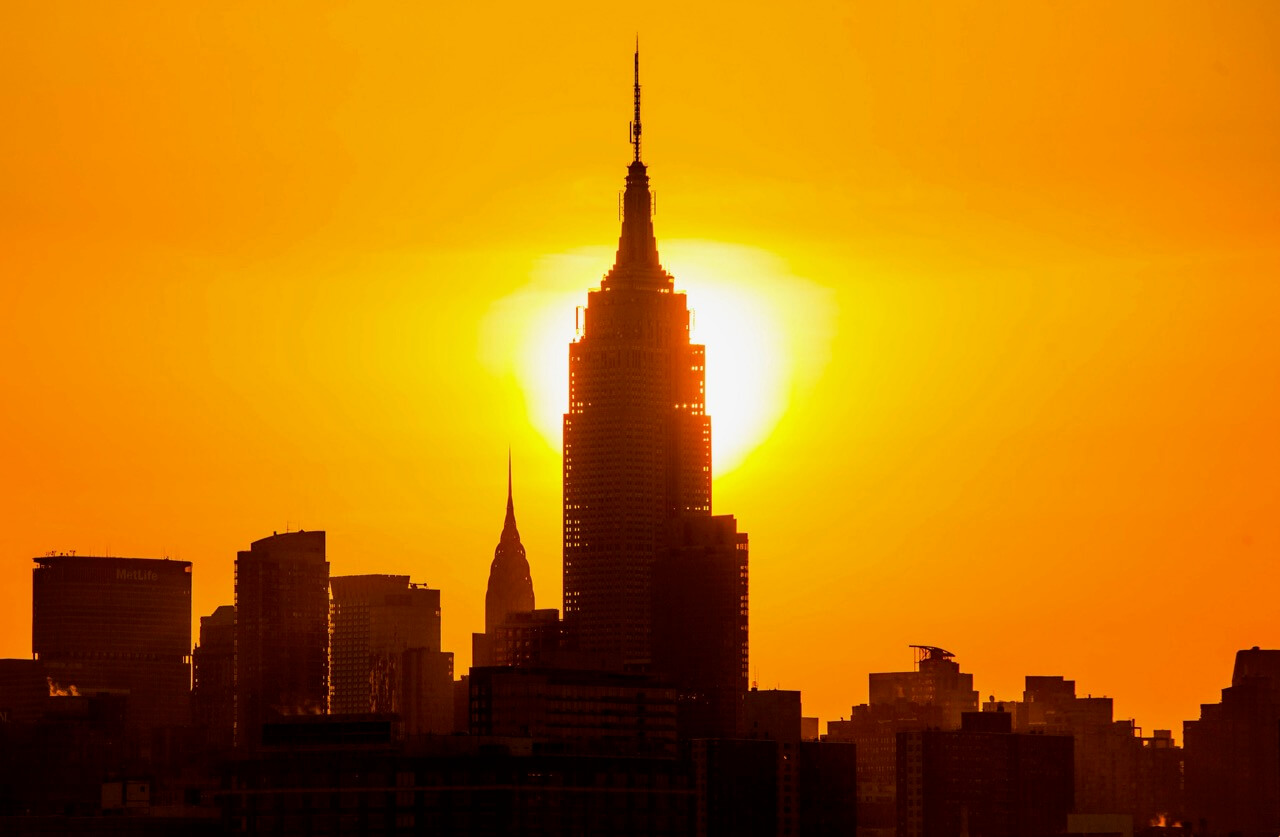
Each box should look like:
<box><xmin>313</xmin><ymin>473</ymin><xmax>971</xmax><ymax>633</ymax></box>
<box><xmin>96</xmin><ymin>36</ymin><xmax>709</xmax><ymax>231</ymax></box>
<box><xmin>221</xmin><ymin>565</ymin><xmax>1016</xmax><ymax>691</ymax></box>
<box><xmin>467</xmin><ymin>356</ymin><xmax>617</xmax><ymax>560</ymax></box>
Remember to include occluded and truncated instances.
<box><xmin>1184</xmin><ymin>646</ymin><xmax>1280</xmax><ymax>836</ymax></box>
<box><xmin>473</xmin><ymin>459</ymin><xmax>535</xmax><ymax>667</ymax></box>
<box><xmin>330</xmin><ymin>574</ymin><xmax>442</xmax><ymax>714</ymax></box>
<box><xmin>31</xmin><ymin>555</ymin><xmax>191</xmax><ymax>739</ymax></box>
<box><xmin>192</xmin><ymin>604</ymin><xmax>236</xmax><ymax>750</ymax></box>
<box><xmin>234</xmin><ymin>531</ymin><xmax>329</xmax><ymax>747</ymax></box>
<box><xmin>563</xmin><ymin>47</ymin><xmax>721</xmax><ymax>671</ymax></box>
<box><xmin>652</xmin><ymin>514</ymin><xmax>748</xmax><ymax>738</ymax></box>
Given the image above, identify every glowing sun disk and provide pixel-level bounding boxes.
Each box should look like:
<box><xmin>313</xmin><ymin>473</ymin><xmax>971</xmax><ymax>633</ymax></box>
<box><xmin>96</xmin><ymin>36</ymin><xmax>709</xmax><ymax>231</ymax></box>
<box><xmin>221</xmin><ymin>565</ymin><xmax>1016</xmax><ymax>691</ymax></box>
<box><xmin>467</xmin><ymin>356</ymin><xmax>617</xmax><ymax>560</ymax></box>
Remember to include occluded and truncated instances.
<box><xmin>481</xmin><ymin>240</ymin><xmax>834</xmax><ymax>477</ymax></box>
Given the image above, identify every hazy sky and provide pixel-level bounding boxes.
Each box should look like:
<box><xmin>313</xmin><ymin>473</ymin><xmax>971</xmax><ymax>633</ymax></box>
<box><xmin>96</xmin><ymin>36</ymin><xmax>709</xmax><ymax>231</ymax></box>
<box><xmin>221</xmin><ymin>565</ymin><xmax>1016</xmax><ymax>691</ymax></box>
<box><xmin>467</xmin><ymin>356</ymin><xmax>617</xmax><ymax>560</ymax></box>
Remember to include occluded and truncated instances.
<box><xmin>3</xmin><ymin>1</ymin><xmax>1278</xmax><ymax>736</ymax></box>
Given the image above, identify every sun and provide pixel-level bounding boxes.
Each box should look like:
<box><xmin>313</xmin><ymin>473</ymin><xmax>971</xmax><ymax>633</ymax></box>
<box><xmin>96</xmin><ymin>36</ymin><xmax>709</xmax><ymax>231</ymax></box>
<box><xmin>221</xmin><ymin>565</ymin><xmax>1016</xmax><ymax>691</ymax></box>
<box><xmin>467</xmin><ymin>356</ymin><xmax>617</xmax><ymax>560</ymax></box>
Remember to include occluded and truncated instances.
<box><xmin>481</xmin><ymin>240</ymin><xmax>834</xmax><ymax>476</ymax></box>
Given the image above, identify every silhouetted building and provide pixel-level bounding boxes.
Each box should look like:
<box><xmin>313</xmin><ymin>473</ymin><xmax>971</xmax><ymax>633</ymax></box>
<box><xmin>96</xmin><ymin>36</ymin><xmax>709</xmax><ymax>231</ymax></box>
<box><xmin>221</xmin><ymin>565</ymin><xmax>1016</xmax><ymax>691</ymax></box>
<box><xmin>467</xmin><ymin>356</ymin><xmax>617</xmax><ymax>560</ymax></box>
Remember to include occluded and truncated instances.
<box><xmin>218</xmin><ymin>734</ymin><xmax>693</xmax><ymax>836</ymax></box>
<box><xmin>827</xmin><ymin>646</ymin><xmax>977</xmax><ymax>837</ymax></box>
<box><xmin>697</xmin><ymin>688</ymin><xmax>857</xmax><ymax>837</ymax></box>
<box><xmin>653</xmin><ymin>513</ymin><xmax>749</xmax><ymax>739</ymax></box>
<box><xmin>745</xmin><ymin>688</ymin><xmax>803</xmax><ymax>744</ymax></box>
<box><xmin>988</xmin><ymin>675</ymin><xmax>1184</xmax><ymax>824</ymax></box>
<box><xmin>192</xmin><ymin>604</ymin><xmax>236</xmax><ymax>750</ymax></box>
<box><xmin>400</xmin><ymin>646</ymin><xmax>455</xmax><ymax>735</ymax></box>
<box><xmin>869</xmin><ymin>646</ymin><xmax>978</xmax><ymax>729</ymax></box>
<box><xmin>745</xmin><ymin>689</ymin><xmax>802</xmax><ymax>837</ymax></box>
<box><xmin>0</xmin><ymin>689</ymin><xmax>134</xmax><ymax>819</ymax></box>
<box><xmin>234</xmin><ymin>530</ymin><xmax>328</xmax><ymax>747</ymax></box>
<box><xmin>1136</xmin><ymin>730</ymin><xmax>1183</xmax><ymax>829</ymax></box>
<box><xmin>330</xmin><ymin>574</ymin><xmax>442</xmax><ymax>713</ymax></box>
<box><xmin>695</xmin><ymin>738</ymin><xmax>778</xmax><ymax>837</ymax></box>
<box><xmin>563</xmin><ymin>48</ymin><xmax>733</xmax><ymax>673</ymax></box>
<box><xmin>897</xmin><ymin>711</ymin><xmax>1073</xmax><ymax>837</ymax></box>
<box><xmin>492</xmin><ymin>608</ymin><xmax>563</xmax><ymax>667</ymax></box>
<box><xmin>800</xmin><ymin>739</ymin><xmax>861</xmax><ymax>837</ymax></box>
<box><xmin>473</xmin><ymin>457</ymin><xmax>536</xmax><ymax>668</ymax></box>
<box><xmin>452</xmin><ymin>674</ymin><xmax>470</xmax><ymax>734</ymax></box>
<box><xmin>0</xmin><ymin>658</ymin><xmax>49</xmax><ymax>726</ymax></box>
<box><xmin>468</xmin><ymin>666</ymin><xmax>677</xmax><ymax>756</ymax></box>
<box><xmin>1184</xmin><ymin>646</ymin><xmax>1280</xmax><ymax>837</ymax></box>
<box><xmin>32</xmin><ymin>555</ymin><xmax>191</xmax><ymax>740</ymax></box>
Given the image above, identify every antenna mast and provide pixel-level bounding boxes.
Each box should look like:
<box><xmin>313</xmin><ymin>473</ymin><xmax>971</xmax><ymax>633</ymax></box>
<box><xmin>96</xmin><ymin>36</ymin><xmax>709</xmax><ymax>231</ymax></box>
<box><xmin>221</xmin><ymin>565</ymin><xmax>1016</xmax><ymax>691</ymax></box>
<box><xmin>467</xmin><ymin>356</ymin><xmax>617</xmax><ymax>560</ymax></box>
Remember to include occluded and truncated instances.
<box><xmin>630</xmin><ymin>38</ymin><xmax>642</xmax><ymax>162</ymax></box>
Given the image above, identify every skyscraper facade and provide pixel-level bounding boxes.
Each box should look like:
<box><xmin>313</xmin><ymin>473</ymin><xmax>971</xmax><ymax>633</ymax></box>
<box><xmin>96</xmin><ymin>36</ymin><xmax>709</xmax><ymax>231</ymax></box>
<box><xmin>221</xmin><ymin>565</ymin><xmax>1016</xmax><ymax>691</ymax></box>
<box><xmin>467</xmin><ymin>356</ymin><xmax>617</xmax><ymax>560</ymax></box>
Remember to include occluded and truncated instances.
<box><xmin>652</xmin><ymin>514</ymin><xmax>748</xmax><ymax>738</ymax></box>
<box><xmin>330</xmin><ymin>574</ymin><xmax>442</xmax><ymax>714</ymax></box>
<box><xmin>234</xmin><ymin>530</ymin><xmax>329</xmax><ymax>747</ymax></box>
<box><xmin>192</xmin><ymin>603</ymin><xmax>236</xmax><ymax>750</ymax></box>
<box><xmin>31</xmin><ymin>555</ymin><xmax>191</xmax><ymax>737</ymax></box>
<box><xmin>562</xmin><ymin>49</ymin><xmax>718</xmax><ymax>671</ymax></box>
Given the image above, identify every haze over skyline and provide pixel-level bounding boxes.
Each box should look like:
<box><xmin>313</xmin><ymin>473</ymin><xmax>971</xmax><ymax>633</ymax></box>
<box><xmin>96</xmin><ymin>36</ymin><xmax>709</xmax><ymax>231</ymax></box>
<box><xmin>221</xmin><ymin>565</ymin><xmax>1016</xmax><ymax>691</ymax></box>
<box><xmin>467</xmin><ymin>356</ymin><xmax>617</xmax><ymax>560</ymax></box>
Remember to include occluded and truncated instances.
<box><xmin>3</xmin><ymin>2</ymin><xmax>1279</xmax><ymax>739</ymax></box>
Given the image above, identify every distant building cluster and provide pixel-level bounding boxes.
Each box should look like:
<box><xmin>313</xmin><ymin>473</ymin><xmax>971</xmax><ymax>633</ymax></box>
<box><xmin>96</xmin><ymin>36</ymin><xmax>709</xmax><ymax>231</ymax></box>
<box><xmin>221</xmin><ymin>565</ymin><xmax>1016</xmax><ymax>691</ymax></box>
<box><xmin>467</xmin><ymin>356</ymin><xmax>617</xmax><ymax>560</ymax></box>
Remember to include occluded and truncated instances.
<box><xmin>0</xmin><ymin>49</ymin><xmax>1269</xmax><ymax>837</ymax></box>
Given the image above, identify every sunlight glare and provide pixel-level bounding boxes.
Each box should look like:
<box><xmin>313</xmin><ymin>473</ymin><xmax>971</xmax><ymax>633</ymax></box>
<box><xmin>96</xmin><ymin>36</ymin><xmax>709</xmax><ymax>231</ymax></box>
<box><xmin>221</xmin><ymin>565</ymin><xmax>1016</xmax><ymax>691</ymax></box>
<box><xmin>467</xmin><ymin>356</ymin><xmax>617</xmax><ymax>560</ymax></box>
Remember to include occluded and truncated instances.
<box><xmin>481</xmin><ymin>241</ymin><xmax>834</xmax><ymax>476</ymax></box>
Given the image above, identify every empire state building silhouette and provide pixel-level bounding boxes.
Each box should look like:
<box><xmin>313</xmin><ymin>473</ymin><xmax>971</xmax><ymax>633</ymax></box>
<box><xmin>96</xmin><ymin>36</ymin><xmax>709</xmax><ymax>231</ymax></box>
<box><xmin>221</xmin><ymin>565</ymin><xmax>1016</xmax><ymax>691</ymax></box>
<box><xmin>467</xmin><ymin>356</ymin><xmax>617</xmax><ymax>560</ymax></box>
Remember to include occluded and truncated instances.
<box><xmin>564</xmin><ymin>49</ymin><xmax>747</xmax><ymax>728</ymax></box>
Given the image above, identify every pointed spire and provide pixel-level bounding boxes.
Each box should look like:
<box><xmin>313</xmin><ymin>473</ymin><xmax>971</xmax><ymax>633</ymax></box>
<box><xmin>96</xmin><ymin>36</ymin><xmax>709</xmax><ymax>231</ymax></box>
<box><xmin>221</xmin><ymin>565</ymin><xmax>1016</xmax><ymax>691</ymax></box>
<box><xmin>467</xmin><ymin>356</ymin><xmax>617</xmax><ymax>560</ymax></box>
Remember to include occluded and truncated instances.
<box><xmin>604</xmin><ymin>39</ymin><xmax>671</xmax><ymax>288</ymax></box>
<box><xmin>486</xmin><ymin>449</ymin><xmax>534</xmax><ymax>634</ymax></box>
<box><xmin>504</xmin><ymin>448</ymin><xmax>517</xmax><ymax>532</ymax></box>
<box><xmin>630</xmin><ymin>37</ymin><xmax>642</xmax><ymax>163</ymax></box>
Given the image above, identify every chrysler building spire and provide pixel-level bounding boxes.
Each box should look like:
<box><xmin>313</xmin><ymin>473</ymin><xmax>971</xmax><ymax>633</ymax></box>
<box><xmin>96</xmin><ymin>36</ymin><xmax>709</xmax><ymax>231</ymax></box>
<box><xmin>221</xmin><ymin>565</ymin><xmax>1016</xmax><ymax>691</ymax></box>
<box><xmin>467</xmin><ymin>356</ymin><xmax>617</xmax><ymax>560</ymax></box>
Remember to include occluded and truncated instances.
<box><xmin>484</xmin><ymin>453</ymin><xmax>534</xmax><ymax>634</ymax></box>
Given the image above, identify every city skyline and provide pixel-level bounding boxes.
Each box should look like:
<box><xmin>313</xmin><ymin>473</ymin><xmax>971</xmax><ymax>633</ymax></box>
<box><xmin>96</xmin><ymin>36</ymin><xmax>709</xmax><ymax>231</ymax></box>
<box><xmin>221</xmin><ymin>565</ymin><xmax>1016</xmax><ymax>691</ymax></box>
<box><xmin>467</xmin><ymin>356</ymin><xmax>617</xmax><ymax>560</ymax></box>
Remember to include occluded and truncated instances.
<box><xmin>3</xmin><ymin>3</ymin><xmax>1279</xmax><ymax>743</ymax></box>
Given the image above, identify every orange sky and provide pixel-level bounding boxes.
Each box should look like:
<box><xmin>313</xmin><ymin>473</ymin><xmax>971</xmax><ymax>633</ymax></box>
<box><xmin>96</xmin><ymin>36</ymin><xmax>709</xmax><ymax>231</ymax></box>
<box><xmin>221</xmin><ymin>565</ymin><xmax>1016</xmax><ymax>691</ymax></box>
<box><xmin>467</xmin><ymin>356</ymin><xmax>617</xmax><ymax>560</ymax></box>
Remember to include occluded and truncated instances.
<box><xmin>2</xmin><ymin>2</ymin><xmax>1278</xmax><ymax>737</ymax></box>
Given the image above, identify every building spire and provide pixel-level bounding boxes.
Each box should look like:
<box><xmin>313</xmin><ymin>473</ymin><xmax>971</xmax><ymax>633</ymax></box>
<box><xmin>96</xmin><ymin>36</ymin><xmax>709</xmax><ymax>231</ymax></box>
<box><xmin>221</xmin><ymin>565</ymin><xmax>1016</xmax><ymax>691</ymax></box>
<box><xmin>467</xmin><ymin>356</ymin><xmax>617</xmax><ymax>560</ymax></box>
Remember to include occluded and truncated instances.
<box><xmin>486</xmin><ymin>450</ymin><xmax>534</xmax><ymax>635</ymax></box>
<box><xmin>603</xmin><ymin>39</ymin><xmax>670</xmax><ymax>287</ymax></box>
<box><xmin>630</xmin><ymin>37</ymin><xmax>642</xmax><ymax>163</ymax></box>
<box><xmin>505</xmin><ymin>448</ymin><xmax>516</xmax><ymax>531</ymax></box>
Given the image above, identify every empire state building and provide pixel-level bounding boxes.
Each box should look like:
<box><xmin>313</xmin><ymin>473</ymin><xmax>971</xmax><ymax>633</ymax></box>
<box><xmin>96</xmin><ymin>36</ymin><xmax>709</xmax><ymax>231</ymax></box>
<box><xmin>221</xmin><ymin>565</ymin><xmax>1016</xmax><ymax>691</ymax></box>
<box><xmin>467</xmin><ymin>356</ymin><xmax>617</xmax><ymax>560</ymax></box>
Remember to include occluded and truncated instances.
<box><xmin>564</xmin><ymin>49</ymin><xmax>746</xmax><ymax>706</ymax></box>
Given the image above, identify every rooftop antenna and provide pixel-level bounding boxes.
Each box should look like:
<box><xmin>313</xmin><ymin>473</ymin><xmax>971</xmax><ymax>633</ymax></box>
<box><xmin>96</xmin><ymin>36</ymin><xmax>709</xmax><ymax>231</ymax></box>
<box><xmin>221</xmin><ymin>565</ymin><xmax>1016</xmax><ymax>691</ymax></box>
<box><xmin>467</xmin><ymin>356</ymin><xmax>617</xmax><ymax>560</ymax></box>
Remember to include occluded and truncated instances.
<box><xmin>630</xmin><ymin>37</ymin><xmax>642</xmax><ymax>162</ymax></box>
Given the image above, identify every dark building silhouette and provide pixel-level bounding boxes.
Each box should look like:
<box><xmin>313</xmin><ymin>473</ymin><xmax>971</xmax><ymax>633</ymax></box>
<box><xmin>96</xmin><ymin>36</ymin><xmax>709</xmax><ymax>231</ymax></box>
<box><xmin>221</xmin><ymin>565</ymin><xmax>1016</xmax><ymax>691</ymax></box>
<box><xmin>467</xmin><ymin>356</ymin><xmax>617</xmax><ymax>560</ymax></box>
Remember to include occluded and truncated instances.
<box><xmin>1184</xmin><ymin>646</ymin><xmax>1280</xmax><ymax>837</ymax></box>
<box><xmin>744</xmin><ymin>689</ymin><xmax>803</xmax><ymax>837</ymax></box>
<box><xmin>869</xmin><ymin>646</ymin><xmax>979</xmax><ymax>729</ymax></box>
<box><xmin>192</xmin><ymin>603</ymin><xmax>236</xmax><ymax>750</ymax></box>
<box><xmin>984</xmin><ymin>675</ymin><xmax>1184</xmax><ymax>826</ymax></box>
<box><xmin>1135</xmin><ymin>729</ymin><xmax>1183</xmax><ymax>829</ymax></box>
<box><xmin>330</xmin><ymin>574</ymin><xmax>443</xmax><ymax>714</ymax></box>
<box><xmin>563</xmin><ymin>47</ymin><xmax>734</xmax><ymax>673</ymax></box>
<box><xmin>653</xmin><ymin>513</ymin><xmax>749</xmax><ymax>739</ymax></box>
<box><xmin>468</xmin><ymin>665</ymin><xmax>678</xmax><ymax>756</ymax></box>
<box><xmin>400</xmin><ymin>646</ymin><xmax>456</xmax><ymax>735</ymax></box>
<box><xmin>897</xmin><ymin>711</ymin><xmax>1073</xmax><ymax>837</ymax></box>
<box><xmin>0</xmin><ymin>658</ymin><xmax>49</xmax><ymax>726</ymax></box>
<box><xmin>473</xmin><ymin>458</ymin><xmax>536</xmax><ymax>667</ymax></box>
<box><xmin>234</xmin><ymin>530</ymin><xmax>329</xmax><ymax>747</ymax></box>
<box><xmin>31</xmin><ymin>555</ymin><xmax>191</xmax><ymax>740</ymax></box>
<box><xmin>695</xmin><ymin>738</ymin><xmax>779</xmax><ymax>837</ymax></box>
<box><xmin>217</xmin><ymin>732</ymin><xmax>693</xmax><ymax>836</ymax></box>
<box><xmin>799</xmin><ymin>739</ymin><xmax>861</xmax><ymax>837</ymax></box>
<box><xmin>0</xmin><ymin>688</ymin><xmax>137</xmax><ymax>820</ymax></box>
<box><xmin>697</xmin><ymin>688</ymin><xmax>858</xmax><ymax>837</ymax></box>
<box><xmin>827</xmin><ymin>646</ymin><xmax>978</xmax><ymax>837</ymax></box>
<box><xmin>492</xmin><ymin>608</ymin><xmax>563</xmax><ymax>667</ymax></box>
